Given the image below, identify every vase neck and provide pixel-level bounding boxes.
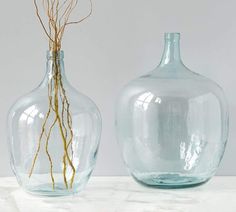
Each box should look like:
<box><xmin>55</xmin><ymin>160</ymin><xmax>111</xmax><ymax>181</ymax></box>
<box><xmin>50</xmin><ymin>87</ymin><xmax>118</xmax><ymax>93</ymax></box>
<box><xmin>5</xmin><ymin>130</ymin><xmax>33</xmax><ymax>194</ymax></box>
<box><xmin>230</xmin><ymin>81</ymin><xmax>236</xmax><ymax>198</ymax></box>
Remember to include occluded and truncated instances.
<box><xmin>43</xmin><ymin>51</ymin><xmax>67</xmax><ymax>84</ymax></box>
<box><xmin>159</xmin><ymin>33</ymin><xmax>183</xmax><ymax>67</ymax></box>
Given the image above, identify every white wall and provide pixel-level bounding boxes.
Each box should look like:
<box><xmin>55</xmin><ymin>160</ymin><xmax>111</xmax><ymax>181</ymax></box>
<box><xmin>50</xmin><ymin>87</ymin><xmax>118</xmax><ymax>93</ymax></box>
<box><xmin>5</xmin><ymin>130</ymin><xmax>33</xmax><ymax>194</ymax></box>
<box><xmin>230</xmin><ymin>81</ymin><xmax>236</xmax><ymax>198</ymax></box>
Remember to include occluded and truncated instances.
<box><xmin>0</xmin><ymin>0</ymin><xmax>235</xmax><ymax>176</ymax></box>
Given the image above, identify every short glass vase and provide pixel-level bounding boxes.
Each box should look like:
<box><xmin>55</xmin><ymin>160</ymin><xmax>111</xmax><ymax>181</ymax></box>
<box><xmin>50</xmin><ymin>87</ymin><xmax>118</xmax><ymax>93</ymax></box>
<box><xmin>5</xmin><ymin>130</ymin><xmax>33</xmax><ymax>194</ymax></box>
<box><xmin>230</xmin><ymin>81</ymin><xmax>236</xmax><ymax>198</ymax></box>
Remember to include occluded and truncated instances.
<box><xmin>116</xmin><ymin>33</ymin><xmax>229</xmax><ymax>188</ymax></box>
<box><xmin>7</xmin><ymin>51</ymin><xmax>102</xmax><ymax>196</ymax></box>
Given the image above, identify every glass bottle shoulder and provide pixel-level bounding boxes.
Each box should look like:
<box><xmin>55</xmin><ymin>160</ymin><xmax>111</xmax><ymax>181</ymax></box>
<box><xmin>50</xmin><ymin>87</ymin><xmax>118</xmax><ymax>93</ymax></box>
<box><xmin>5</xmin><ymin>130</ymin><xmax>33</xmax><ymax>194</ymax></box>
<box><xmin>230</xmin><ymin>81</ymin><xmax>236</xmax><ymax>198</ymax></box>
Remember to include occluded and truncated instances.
<box><xmin>8</xmin><ymin>82</ymin><xmax>100</xmax><ymax>120</ymax></box>
<box><xmin>119</xmin><ymin>67</ymin><xmax>226</xmax><ymax>104</ymax></box>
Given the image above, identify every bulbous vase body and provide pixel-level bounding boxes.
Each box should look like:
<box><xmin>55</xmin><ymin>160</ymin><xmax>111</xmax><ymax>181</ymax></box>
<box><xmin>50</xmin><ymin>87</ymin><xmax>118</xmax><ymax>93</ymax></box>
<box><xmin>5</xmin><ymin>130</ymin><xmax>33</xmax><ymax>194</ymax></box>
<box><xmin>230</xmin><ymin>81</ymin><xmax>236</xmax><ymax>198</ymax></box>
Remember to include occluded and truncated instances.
<box><xmin>116</xmin><ymin>33</ymin><xmax>228</xmax><ymax>188</ymax></box>
<box><xmin>7</xmin><ymin>51</ymin><xmax>102</xmax><ymax>196</ymax></box>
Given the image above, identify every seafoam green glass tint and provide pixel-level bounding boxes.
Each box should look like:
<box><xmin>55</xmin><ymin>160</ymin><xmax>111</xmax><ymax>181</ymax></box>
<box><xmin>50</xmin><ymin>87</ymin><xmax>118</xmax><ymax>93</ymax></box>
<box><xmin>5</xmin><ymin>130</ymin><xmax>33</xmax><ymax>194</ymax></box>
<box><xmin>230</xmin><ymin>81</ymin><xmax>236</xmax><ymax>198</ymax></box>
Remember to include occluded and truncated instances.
<box><xmin>116</xmin><ymin>33</ymin><xmax>229</xmax><ymax>188</ymax></box>
<box><xmin>7</xmin><ymin>51</ymin><xmax>102</xmax><ymax>196</ymax></box>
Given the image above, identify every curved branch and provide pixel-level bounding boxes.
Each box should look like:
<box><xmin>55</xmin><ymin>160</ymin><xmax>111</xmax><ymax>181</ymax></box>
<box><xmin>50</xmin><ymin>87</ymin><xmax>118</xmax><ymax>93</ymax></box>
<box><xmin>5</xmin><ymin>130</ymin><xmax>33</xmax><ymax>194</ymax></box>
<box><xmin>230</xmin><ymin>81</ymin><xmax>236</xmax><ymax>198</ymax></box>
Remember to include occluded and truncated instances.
<box><xmin>34</xmin><ymin>0</ymin><xmax>54</xmax><ymax>42</ymax></box>
<box><xmin>65</xmin><ymin>0</ymin><xmax>92</xmax><ymax>26</ymax></box>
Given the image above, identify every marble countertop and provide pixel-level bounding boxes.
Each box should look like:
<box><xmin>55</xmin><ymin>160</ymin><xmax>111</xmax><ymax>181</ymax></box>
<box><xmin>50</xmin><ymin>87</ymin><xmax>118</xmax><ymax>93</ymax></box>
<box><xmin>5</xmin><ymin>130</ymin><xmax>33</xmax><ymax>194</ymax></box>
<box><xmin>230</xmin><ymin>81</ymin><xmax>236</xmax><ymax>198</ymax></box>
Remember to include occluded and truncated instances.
<box><xmin>0</xmin><ymin>176</ymin><xmax>235</xmax><ymax>212</ymax></box>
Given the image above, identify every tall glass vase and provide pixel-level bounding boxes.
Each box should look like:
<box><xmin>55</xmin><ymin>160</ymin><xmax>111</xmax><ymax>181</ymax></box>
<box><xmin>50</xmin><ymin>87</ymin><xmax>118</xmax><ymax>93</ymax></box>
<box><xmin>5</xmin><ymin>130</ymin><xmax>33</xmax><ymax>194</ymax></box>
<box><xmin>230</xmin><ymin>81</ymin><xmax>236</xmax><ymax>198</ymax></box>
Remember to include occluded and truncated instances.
<box><xmin>7</xmin><ymin>51</ymin><xmax>102</xmax><ymax>196</ymax></box>
<box><xmin>116</xmin><ymin>33</ymin><xmax>229</xmax><ymax>188</ymax></box>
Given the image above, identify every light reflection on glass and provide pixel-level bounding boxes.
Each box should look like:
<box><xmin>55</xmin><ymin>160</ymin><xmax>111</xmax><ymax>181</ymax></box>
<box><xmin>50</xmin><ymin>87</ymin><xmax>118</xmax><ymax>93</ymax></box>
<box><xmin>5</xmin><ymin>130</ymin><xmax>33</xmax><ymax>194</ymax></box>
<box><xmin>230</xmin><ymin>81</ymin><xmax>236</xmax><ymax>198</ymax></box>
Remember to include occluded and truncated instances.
<box><xmin>135</xmin><ymin>92</ymin><xmax>161</xmax><ymax>111</ymax></box>
<box><xmin>20</xmin><ymin>105</ymin><xmax>39</xmax><ymax>125</ymax></box>
<box><xmin>180</xmin><ymin>133</ymin><xmax>206</xmax><ymax>171</ymax></box>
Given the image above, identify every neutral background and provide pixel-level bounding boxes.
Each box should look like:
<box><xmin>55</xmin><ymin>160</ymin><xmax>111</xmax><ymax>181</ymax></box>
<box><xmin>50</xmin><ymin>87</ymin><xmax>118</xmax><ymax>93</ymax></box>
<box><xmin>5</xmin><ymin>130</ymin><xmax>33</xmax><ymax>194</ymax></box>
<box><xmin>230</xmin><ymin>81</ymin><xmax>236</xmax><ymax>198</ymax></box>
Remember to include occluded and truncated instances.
<box><xmin>0</xmin><ymin>0</ymin><xmax>235</xmax><ymax>176</ymax></box>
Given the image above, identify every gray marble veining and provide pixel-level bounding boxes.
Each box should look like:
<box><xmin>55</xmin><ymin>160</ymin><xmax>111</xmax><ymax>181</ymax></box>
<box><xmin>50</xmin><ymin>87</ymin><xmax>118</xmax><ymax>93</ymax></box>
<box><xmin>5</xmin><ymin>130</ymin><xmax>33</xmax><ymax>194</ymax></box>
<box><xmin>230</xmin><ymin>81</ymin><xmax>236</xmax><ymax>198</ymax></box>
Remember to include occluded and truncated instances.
<box><xmin>0</xmin><ymin>177</ymin><xmax>235</xmax><ymax>212</ymax></box>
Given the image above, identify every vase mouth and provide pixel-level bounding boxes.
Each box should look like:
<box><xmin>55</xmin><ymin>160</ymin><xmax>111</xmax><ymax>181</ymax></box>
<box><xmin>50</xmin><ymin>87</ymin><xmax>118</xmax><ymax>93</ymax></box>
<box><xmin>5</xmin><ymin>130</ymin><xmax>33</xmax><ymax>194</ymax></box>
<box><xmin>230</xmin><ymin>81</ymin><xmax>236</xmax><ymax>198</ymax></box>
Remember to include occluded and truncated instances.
<box><xmin>47</xmin><ymin>50</ymin><xmax>64</xmax><ymax>60</ymax></box>
<box><xmin>164</xmin><ymin>32</ymin><xmax>180</xmax><ymax>42</ymax></box>
<box><xmin>159</xmin><ymin>32</ymin><xmax>182</xmax><ymax>67</ymax></box>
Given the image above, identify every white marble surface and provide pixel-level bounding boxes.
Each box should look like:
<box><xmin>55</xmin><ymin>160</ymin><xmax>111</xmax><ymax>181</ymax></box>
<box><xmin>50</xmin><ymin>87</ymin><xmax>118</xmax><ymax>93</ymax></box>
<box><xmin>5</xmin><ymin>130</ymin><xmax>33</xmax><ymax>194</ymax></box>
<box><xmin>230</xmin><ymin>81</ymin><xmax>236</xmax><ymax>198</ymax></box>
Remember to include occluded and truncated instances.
<box><xmin>0</xmin><ymin>176</ymin><xmax>235</xmax><ymax>212</ymax></box>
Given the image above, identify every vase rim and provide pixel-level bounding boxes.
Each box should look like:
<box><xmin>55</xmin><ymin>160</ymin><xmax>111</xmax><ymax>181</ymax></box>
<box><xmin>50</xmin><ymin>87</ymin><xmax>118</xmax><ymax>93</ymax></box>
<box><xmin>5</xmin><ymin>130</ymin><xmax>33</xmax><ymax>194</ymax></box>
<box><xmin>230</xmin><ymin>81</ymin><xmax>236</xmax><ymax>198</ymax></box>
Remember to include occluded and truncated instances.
<box><xmin>164</xmin><ymin>32</ymin><xmax>180</xmax><ymax>42</ymax></box>
<box><xmin>47</xmin><ymin>50</ymin><xmax>64</xmax><ymax>60</ymax></box>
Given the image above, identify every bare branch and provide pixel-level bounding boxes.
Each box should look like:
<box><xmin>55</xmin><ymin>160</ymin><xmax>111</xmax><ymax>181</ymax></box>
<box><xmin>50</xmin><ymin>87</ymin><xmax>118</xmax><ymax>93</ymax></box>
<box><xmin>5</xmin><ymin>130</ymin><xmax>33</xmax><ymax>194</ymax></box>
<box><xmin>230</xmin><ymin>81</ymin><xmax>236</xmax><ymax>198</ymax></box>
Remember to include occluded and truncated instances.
<box><xmin>34</xmin><ymin>0</ymin><xmax>54</xmax><ymax>42</ymax></box>
<box><xmin>66</xmin><ymin>0</ymin><xmax>92</xmax><ymax>26</ymax></box>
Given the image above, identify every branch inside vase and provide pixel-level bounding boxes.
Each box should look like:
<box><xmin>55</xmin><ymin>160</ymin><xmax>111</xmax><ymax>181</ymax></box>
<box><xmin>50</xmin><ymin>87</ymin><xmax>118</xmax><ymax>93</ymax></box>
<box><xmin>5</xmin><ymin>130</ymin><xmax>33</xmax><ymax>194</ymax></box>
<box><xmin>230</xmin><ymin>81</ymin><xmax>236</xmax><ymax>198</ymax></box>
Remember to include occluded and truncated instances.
<box><xmin>28</xmin><ymin>0</ymin><xmax>92</xmax><ymax>189</ymax></box>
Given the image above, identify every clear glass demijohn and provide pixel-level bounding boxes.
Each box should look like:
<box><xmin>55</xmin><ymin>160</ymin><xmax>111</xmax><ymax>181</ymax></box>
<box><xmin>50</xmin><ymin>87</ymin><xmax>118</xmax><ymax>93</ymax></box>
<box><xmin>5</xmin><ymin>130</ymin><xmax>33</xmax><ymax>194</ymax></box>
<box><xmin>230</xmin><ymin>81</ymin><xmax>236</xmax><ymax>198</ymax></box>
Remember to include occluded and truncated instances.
<box><xmin>116</xmin><ymin>33</ymin><xmax>229</xmax><ymax>188</ymax></box>
<box><xmin>7</xmin><ymin>51</ymin><xmax>102</xmax><ymax>196</ymax></box>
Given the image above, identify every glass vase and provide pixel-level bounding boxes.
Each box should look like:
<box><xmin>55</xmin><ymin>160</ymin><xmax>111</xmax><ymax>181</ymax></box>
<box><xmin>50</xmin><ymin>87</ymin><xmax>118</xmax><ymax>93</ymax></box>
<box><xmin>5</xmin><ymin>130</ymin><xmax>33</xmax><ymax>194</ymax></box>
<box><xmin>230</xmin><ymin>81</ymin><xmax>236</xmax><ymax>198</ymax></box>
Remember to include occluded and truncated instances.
<box><xmin>116</xmin><ymin>33</ymin><xmax>229</xmax><ymax>188</ymax></box>
<box><xmin>7</xmin><ymin>51</ymin><xmax>102</xmax><ymax>196</ymax></box>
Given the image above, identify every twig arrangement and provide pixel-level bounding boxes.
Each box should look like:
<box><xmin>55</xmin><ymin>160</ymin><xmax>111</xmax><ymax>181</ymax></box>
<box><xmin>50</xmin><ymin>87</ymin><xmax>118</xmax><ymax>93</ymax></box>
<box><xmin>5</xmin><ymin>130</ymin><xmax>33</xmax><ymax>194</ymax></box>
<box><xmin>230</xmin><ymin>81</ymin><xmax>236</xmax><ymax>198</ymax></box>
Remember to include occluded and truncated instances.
<box><xmin>28</xmin><ymin>0</ymin><xmax>92</xmax><ymax>189</ymax></box>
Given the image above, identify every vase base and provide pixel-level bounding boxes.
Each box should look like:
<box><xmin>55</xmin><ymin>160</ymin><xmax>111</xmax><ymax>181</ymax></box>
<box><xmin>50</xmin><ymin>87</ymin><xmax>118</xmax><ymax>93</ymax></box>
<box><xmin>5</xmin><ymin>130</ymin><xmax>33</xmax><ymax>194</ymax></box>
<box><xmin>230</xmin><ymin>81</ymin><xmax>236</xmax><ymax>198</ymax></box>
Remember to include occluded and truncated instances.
<box><xmin>132</xmin><ymin>173</ymin><xmax>210</xmax><ymax>189</ymax></box>
<box><xmin>24</xmin><ymin>182</ymin><xmax>84</xmax><ymax>197</ymax></box>
<box><xmin>17</xmin><ymin>170</ymin><xmax>93</xmax><ymax>196</ymax></box>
